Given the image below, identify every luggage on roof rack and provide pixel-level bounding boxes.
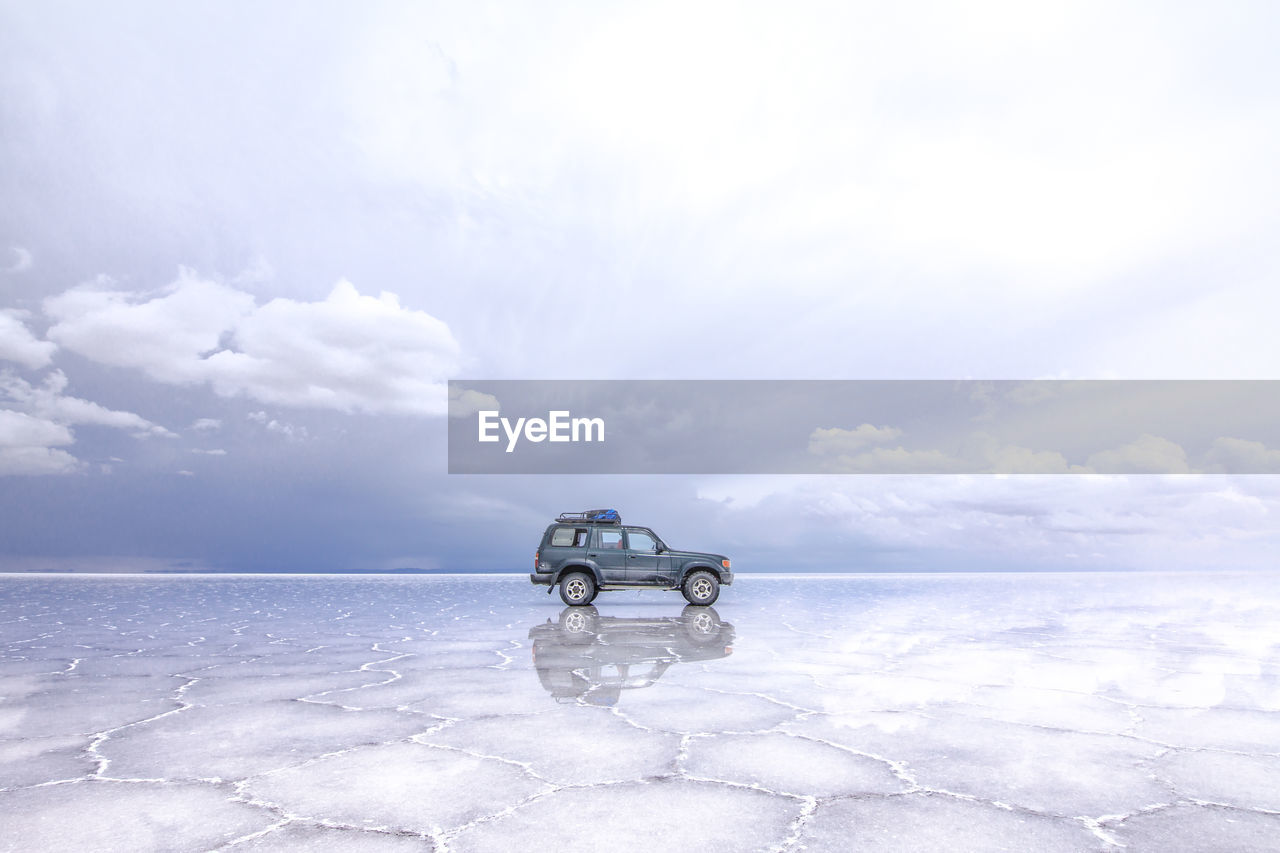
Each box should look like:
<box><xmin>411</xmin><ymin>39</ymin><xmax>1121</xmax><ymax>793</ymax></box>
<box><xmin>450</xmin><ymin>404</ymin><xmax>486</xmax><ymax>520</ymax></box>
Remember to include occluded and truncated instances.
<box><xmin>556</xmin><ymin>508</ymin><xmax>621</xmax><ymax>524</ymax></box>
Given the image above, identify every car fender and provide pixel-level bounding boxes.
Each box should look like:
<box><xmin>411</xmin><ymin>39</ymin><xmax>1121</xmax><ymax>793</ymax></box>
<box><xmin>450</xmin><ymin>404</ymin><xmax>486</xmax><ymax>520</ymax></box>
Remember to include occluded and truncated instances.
<box><xmin>678</xmin><ymin>561</ymin><xmax>722</xmax><ymax>582</ymax></box>
<box><xmin>553</xmin><ymin>563</ymin><xmax>604</xmax><ymax>588</ymax></box>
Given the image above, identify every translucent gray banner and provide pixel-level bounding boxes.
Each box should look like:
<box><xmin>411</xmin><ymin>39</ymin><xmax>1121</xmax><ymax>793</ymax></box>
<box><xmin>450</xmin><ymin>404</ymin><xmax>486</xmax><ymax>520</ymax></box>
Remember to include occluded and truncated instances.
<box><xmin>447</xmin><ymin>380</ymin><xmax>1280</xmax><ymax>474</ymax></box>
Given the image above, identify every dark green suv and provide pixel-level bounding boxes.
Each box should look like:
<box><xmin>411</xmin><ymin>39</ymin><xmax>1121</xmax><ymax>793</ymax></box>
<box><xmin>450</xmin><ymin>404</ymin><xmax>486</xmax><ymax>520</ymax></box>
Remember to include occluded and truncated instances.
<box><xmin>531</xmin><ymin>509</ymin><xmax>733</xmax><ymax>606</ymax></box>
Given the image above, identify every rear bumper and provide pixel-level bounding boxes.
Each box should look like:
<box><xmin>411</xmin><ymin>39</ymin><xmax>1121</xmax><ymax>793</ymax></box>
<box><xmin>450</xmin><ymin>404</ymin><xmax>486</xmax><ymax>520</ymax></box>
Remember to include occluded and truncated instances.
<box><xmin>530</xmin><ymin>572</ymin><xmax>554</xmax><ymax>587</ymax></box>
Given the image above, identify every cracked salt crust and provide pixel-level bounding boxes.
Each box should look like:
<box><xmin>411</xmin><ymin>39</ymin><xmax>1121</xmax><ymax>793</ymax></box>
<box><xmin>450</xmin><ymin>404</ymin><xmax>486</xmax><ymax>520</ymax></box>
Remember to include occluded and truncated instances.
<box><xmin>0</xmin><ymin>573</ymin><xmax>1278</xmax><ymax>852</ymax></box>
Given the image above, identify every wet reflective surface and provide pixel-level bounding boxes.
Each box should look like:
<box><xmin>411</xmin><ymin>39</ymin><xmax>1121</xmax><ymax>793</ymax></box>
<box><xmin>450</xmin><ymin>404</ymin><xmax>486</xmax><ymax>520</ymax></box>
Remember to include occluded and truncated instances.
<box><xmin>2</xmin><ymin>573</ymin><xmax>1279</xmax><ymax>851</ymax></box>
<box><xmin>530</xmin><ymin>605</ymin><xmax>734</xmax><ymax>705</ymax></box>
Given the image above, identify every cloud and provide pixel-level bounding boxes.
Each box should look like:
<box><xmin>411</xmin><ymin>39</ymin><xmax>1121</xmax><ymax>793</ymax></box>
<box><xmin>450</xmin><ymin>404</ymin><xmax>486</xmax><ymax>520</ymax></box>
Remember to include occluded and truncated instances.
<box><xmin>0</xmin><ymin>368</ymin><xmax>175</xmax><ymax>475</ymax></box>
<box><xmin>5</xmin><ymin>246</ymin><xmax>33</xmax><ymax>273</ymax></box>
<box><xmin>0</xmin><ymin>409</ymin><xmax>77</xmax><ymax>475</ymax></box>
<box><xmin>820</xmin><ymin>445</ymin><xmax>974</xmax><ymax>474</ymax></box>
<box><xmin>448</xmin><ymin>386</ymin><xmax>500</xmax><ymax>418</ymax></box>
<box><xmin>247</xmin><ymin>411</ymin><xmax>306</xmax><ymax>440</ymax></box>
<box><xmin>43</xmin><ymin>272</ymin><xmax>257</xmax><ymax>383</ymax></box>
<box><xmin>45</xmin><ymin>271</ymin><xmax>460</xmax><ymax>414</ymax></box>
<box><xmin>191</xmin><ymin>448</ymin><xmax>227</xmax><ymax>456</ymax></box>
<box><xmin>1203</xmin><ymin>437</ymin><xmax>1280</xmax><ymax>474</ymax></box>
<box><xmin>982</xmin><ymin>443</ymin><xmax>1077</xmax><ymax>475</ymax></box>
<box><xmin>694</xmin><ymin>474</ymin><xmax>1280</xmax><ymax>571</ymax></box>
<box><xmin>810</xmin><ymin>424</ymin><xmax>965</xmax><ymax>473</ymax></box>
<box><xmin>1086</xmin><ymin>434</ymin><xmax>1191</xmax><ymax>475</ymax></box>
<box><xmin>808</xmin><ymin>424</ymin><xmax>903</xmax><ymax>455</ymax></box>
<box><xmin>191</xmin><ymin>418</ymin><xmax>222</xmax><ymax>431</ymax></box>
<box><xmin>0</xmin><ymin>370</ymin><xmax>175</xmax><ymax>438</ymax></box>
<box><xmin>0</xmin><ymin>309</ymin><xmax>56</xmax><ymax>369</ymax></box>
<box><xmin>809</xmin><ymin>426</ymin><xmax>1078</xmax><ymax>474</ymax></box>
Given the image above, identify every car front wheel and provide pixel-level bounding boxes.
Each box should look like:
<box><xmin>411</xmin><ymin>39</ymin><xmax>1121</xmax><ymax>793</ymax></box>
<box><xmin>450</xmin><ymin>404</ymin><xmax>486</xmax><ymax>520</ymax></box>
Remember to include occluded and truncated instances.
<box><xmin>559</xmin><ymin>571</ymin><xmax>597</xmax><ymax>606</ymax></box>
<box><xmin>682</xmin><ymin>570</ymin><xmax>719</xmax><ymax>606</ymax></box>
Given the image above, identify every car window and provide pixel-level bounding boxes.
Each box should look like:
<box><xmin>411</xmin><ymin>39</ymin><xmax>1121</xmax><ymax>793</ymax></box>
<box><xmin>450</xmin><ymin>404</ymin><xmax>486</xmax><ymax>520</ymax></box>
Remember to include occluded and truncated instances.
<box><xmin>550</xmin><ymin>527</ymin><xmax>588</xmax><ymax>547</ymax></box>
<box><xmin>596</xmin><ymin>528</ymin><xmax>623</xmax><ymax>549</ymax></box>
<box><xmin>626</xmin><ymin>530</ymin><xmax>657</xmax><ymax>552</ymax></box>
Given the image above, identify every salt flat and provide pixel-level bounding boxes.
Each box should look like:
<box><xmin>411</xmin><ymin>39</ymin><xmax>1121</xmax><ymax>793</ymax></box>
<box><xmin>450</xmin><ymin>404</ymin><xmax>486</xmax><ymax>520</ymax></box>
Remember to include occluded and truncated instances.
<box><xmin>1</xmin><ymin>573</ymin><xmax>1278</xmax><ymax>852</ymax></box>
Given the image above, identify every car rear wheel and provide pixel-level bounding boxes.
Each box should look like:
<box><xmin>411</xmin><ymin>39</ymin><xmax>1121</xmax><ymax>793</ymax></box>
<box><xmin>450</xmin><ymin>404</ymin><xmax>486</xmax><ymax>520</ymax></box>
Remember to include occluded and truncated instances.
<box><xmin>559</xmin><ymin>571</ymin><xmax>597</xmax><ymax>606</ymax></box>
<box><xmin>682</xmin><ymin>570</ymin><xmax>719</xmax><ymax>606</ymax></box>
<box><xmin>559</xmin><ymin>605</ymin><xmax>600</xmax><ymax>635</ymax></box>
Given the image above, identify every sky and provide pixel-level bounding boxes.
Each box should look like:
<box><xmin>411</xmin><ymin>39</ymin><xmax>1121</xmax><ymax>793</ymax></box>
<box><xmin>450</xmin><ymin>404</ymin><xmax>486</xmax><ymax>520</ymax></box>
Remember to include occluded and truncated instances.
<box><xmin>2</xmin><ymin>0</ymin><xmax>1278</xmax><ymax>572</ymax></box>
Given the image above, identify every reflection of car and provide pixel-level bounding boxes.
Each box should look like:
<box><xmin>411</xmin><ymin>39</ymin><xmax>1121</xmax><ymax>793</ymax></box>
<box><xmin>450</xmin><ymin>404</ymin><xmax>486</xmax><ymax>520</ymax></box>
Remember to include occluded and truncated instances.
<box><xmin>529</xmin><ymin>606</ymin><xmax>735</xmax><ymax>706</ymax></box>
<box><xmin>531</xmin><ymin>509</ymin><xmax>734</xmax><ymax>606</ymax></box>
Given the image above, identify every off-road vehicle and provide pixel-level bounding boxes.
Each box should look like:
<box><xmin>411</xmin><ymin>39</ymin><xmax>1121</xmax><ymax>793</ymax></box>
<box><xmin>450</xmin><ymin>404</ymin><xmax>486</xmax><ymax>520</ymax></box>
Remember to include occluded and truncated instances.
<box><xmin>531</xmin><ymin>509</ymin><xmax>733</xmax><ymax>606</ymax></box>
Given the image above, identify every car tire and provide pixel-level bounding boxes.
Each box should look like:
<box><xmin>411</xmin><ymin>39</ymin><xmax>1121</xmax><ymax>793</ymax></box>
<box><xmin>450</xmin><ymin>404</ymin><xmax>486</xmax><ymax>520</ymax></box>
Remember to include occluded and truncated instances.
<box><xmin>682</xmin><ymin>570</ymin><xmax>719</xmax><ymax>606</ymax></box>
<box><xmin>681</xmin><ymin>604</ymin><xmax>723</xmax><ymax>642</ymax></box>
<box><xmin>558</xmin><ymin>605</ymin><xmax>600</xmax><ymax>637</ymax></box>
<box><xmin>559</xmin><ymin>571</ymin><xmax>597</xmax><ymax>606</ymax></box>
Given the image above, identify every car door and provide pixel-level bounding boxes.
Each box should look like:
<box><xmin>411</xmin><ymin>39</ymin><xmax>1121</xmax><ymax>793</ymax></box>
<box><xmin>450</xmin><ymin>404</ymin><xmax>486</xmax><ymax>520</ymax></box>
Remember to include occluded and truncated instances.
<box><xmin>623</xmin><ymin>528</ymin><xmax>670</xmax><ymax>584</ymax></box>
<box><xmin>589</xmin><ymin>526</ymin><xmax>627</xmax><ymax>583</ymax></box>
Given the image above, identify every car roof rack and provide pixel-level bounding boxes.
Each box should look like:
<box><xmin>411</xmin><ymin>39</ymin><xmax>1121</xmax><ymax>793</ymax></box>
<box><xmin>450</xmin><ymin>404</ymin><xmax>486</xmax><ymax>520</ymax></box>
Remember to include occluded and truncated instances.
<box><xmin>556</xmin><ymin>508</ymin><xmax>621</xmax><ymax>524</ymax></box>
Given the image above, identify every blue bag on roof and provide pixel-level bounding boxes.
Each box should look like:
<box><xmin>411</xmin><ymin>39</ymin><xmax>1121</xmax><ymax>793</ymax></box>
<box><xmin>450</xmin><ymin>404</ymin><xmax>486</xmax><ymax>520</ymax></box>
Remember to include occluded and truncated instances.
<box><xmin>556</xmin><ymin>508</ymin><xmax>621</xmax><ymax>524</ymax></box>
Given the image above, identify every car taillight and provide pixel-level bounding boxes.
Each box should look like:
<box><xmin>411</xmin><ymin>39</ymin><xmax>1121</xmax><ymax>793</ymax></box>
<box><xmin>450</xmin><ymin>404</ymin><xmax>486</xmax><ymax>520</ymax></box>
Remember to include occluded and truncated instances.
<box><xmin>534</xmin><ymin>551</ymin><xmax>539</xmax><ymax>569</ymax></box>
<box><xmin>721</xmin><ymin>559</ymin><xmax>731</xmax><ymax>569</ymax></box>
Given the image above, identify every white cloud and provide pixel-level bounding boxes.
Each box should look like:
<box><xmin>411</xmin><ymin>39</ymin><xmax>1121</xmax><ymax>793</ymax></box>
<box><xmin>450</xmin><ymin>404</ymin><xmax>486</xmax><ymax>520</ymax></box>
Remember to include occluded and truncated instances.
<box><xmin>1203</xmin><ymin>437</ymin><xmax>1280</xmax><ymax>474</ymax></box>
<box><xmin>0</xmin><ymin>368</ymin><xmax>175</xmax><ymax>475</ymax></box>
<box><xmin>348</xmin><ymin>1</ymin><xmax>1273</xmax><ymax>295</ymax></box>
<box><xmin>982</xmin><ymin>443</ymin><xmax>1077</xmax><ymax>475</ymax></box>
<box><xmin>247</xmin><ymin>411</ymin><xmax>306</xmax><ymax>440</ymax></box>
<box><xmin>45</xmin><ymin>272</ymin><xmax>460</xmax><ymax>414</ymax></box>
<box><xmin>817</xmin><ymin>445</ymin><xmax>974</xmax><ymax>474</ymax></box>
<box><xmin>265</xmin><ymin>420</ymin><xmax>304</xmax><ymax>439</ymax></box>
<box><xmin>448</xmin><ymin>386</ymin><xmax>500</xmax><ymax>418</ymax></box>
<box><xmin>191</xmin><ymin>448</ymin><xmax>227</xmax><ymax>456</ymax></box>
<box><xmin>695</xmin><ymin>473</ymin><xmax>1280</xmax><ymax>571</ymax></box>
<box><xmin>809</xmin><ymin>427</ymin><xmax>1080</xmax><ymax>474</ymax></box>
<box><xmin>44</xmin><ymin>271</ymin><xmax>256</xmax><ymax>384</ymax></box>
<box><xmin>0</xmin><ymin>409</ymin><xmax>77</xmax><ymax>475</ymax></box>
<box><xmin>0</xmin><ymin>370</ymin><xmax>175</xmax><ymax>438</ymax></box>
<box><xmin>0</xmin><ymin>410</ymin><xmax>72</xmax><ymax>448</ymax></box>
<box><xmin>191</xmin><ymin>418</ymin><xmax>222</xmax><ymax>431</ymax></box>
<box><xmin>1086</xmin><ymin>434</ymin><xmax>1191</xmax><ymax>475</ymax></box>
<box><xmin>5</xmin><ymin>246</ymin><xmax>33</xmax><ymax>273</ymax></box>
<box><xmin>809</xmin><ymin>424</ymin><xmax>903</xmax><ymax>455</ymax></box>
<box><xmin>0</xmin><ymin>309</ymin><xmax>56</xmax><ymax>369</ymax></box>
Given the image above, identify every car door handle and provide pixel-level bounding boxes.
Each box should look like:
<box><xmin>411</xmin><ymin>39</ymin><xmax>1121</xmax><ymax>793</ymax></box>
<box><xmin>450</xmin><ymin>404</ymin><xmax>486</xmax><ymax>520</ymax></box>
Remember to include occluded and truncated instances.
<box><xmin>587</xmin><ymin>553</ymin><xmax>598</xmax><ymax>557</ymax></box>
